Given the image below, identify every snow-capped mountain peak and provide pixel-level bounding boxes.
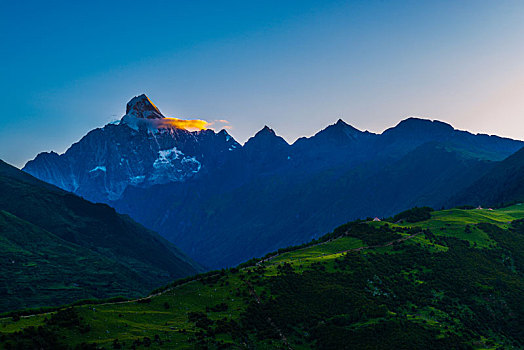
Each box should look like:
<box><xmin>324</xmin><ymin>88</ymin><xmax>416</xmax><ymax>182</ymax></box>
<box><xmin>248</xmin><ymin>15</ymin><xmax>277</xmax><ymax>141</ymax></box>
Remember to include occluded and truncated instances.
<box><xmin>120</xmin><ymin>95</ymin><xmax>209</xmax><ymax>133</ymax></box>
<box><xmin>23</xmin><ymin>95</ymin><xmax>241</xmax><ymax>202</ymax></box>
<box><xmin>125</xmin><ymin>94</ymin><xmax>164</xmax><ymax>119</ymax></box>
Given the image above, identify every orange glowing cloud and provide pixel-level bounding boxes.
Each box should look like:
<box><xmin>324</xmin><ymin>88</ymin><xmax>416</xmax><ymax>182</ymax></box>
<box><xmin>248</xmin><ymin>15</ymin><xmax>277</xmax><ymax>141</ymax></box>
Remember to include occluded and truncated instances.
<box><xmin>156</xmin><ymin>117</ymin><xmax>209</xmax><ymax>131</ymax></box>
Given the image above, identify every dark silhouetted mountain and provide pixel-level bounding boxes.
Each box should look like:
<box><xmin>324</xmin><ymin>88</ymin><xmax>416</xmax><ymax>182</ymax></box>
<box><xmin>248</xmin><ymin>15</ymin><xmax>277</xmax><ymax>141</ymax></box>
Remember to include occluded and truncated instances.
<box><xmin>291</xmin><ymin>119</ymin><xmax>377</xmax><ymax>169</ymax></box>
<box><xmin>23</xmin><ymin>95</ymin><xmax>524</xmax><ymax>268</ymax></box>
<box><xmin>302</xmin><ymin>119</ymin><xmax>368</xmax><ymax>145</ymax></box>
<box><xmin>450</xmin><ymin>146</ymin><xmax>524</xmax><ymax>207</ymax></box>
<box><xmin>383</xmin><ymin>117</ymin><xmax>454</xmax><ymax>138</ymax></box>
<box><xmin>240</xmin><ymin>126</ymin><xmax>291</xmax><ymax>174</ymax></box>
<box><xmin>244</xmin><ymin>126</ymin><xmax>289</xmax><ymax>154</ymax></box>
<box><xmin>380</xmin><ymin>117</ymin><xmax>521</xmax><ymax>159</ymax></box>
<box><xmin>116</xmin><ymin>141</ymin><xmax>494</xmax><ymax>268</ymax></box>
<box><xmin>0</xmin><ymin>159</ymin><xmax>201</xmax><ymax>312</ymax></box>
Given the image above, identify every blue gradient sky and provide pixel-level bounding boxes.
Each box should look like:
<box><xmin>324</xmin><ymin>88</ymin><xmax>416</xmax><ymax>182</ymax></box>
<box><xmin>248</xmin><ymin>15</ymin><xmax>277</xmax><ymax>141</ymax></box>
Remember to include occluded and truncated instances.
<box><xmin>1</xmin><ymin>0</ymin><xmax>524</xmax><ymax>167</ymax></box>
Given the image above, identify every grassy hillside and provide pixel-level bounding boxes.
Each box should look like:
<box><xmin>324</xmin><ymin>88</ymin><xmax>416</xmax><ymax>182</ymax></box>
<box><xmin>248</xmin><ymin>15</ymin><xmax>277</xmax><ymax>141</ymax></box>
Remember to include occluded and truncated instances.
<box><xmin>0</xmin><ymin>160</ymin><xmax>202</xmax><ymax>312</ymax></box>
<box><xmin>1</xmin><ymin>205</ymin><xmax>523</xmax><ymax>349</ymax></box>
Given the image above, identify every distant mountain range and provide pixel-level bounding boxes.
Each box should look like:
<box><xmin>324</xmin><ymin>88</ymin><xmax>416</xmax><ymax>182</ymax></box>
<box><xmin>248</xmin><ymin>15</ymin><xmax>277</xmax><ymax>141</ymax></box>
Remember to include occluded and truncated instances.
<box><xmin>23</xmin><ymin>95</ymin><xmax>524</xmax><ymax>268</ymax></box>
<box><xmin>0</xmin><ymin>159</ymin><xmax>202</xmax><ymax>312</ymax></box>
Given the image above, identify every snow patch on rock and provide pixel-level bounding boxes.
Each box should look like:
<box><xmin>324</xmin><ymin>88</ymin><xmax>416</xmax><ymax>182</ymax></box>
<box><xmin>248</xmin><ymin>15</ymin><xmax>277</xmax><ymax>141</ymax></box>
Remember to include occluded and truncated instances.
<box><xmin>129</xmin><ymin>175</ymin><xmax>146</xmax><ymax>185</ymax></box>
<box><xmin>150</xmin><ymin>147</ymin><xmax>201</xmax><ymax>184</ymax></box>
<box><xmin>89</xmin><ymin>166</ymin><xmax>106</xmax><ymax>172</ymax></box>
<box><xmin>181</xmin><ymin>156</ymin><xmax>202</xmax><ymax>173</ymax></box>
<box><xmin>153</xmin><ymin>147</ymin><xmax>184</xmax><ymax>169</ymax></box>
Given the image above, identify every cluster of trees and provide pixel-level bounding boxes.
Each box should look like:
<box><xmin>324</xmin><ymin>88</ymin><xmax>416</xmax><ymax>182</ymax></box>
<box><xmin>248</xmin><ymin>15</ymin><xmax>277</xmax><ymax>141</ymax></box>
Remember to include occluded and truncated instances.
<box><xmin>1</xmin><ymin>308</ymin><xmax>96</xmax><ymax>349</ymax></box>
<box><xmin>186</xmin><ymin>310</ymin><xmax>244</xmax><ymax>348</ymax></box>
<box><xmin>389</xmin><ymin>206</ymin><xmax>434</xmax><ymax>223</ymax></box>
<box><xmin>236</xmin><ymin>225</ymin><xmax>523</xmax><ymax>348</ymax></box>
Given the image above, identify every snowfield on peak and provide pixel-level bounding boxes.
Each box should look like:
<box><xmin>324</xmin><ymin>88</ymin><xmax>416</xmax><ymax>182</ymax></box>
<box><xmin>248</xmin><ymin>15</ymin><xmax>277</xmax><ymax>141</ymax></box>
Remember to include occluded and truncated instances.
<box><xmin>154</xmin><ymin>147</ymin><xmax>184</xmax><ymax>166</ymax></box>
<box><xmin>150</xmin><ymin>147</ymin><xmax>202</xmax><ymax>184</ymax></box>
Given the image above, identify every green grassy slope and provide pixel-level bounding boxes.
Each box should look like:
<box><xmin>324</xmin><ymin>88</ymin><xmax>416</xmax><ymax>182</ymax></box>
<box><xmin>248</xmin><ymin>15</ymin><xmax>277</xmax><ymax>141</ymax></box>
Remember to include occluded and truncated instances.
<box><xmin>1</xmin><ymin>206</ymin><xmax>523</xmax><ymax>349</ymax></box>
<box><xmin>0</xmin><ymin>211</ymin><xmax>150</xmax><ymax>312</ymax></box>
<box><xmin>0</xmin><ymin>160</ymin><xmax>202</xmax><ymax>312</ymax></box>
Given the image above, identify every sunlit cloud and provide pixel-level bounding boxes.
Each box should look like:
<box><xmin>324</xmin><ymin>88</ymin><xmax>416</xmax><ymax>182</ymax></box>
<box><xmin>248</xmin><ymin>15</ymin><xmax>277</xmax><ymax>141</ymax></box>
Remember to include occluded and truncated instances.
<box><xmin>121</xmin><ymin>114</ymin><xmax>233</xmax><ymax>133</ymax></box>
<box><xmin>157</xmin><ymin>117</ymin><xmax>209</xmax><ymax>131</ymax></box>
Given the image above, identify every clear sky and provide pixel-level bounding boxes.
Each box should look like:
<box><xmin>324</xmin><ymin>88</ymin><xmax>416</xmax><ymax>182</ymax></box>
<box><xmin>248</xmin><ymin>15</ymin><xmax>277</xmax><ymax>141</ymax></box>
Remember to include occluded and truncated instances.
<box><xmin>1</xmin><ymin>0</ymin><xmax>524</xmax><ymax>167</ymax></box>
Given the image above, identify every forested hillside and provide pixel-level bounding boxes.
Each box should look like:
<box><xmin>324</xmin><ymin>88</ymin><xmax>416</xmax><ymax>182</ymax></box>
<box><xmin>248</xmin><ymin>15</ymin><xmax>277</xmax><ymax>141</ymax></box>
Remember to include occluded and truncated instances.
<box><xmin>2</xmin><ymin>205</ymin><xmax>522</xmax><ymax>349</ymax></box>
<box><xmin>0</xmin><ymin>160</ymin><xmax>202</xmax><ymax>312</ymax></box>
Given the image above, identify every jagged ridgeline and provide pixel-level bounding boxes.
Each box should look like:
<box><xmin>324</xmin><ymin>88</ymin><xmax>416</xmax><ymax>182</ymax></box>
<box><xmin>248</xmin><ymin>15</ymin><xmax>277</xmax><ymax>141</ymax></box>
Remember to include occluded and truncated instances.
<box><xmin>1</xmin><ymin>206</ymin><xmax>523</xmax><ymax>349</ymax></box>
<box><xmin>0</xmin><ymin>160</ymin><xmax>203</xmax><ymax>312</ymax></box>
<box><xmin>22</xmin><ymin>95</ymin><xmax>524</xmax><ymax>269</ymax></box>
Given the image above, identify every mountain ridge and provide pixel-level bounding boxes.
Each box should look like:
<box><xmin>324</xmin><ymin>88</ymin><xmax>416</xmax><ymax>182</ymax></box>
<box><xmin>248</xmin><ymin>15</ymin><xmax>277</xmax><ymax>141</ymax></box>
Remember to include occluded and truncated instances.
<box><xmin>22</xmin><ymin>95</ymin><xmax>524</xmax><ymax>267</ymax></box>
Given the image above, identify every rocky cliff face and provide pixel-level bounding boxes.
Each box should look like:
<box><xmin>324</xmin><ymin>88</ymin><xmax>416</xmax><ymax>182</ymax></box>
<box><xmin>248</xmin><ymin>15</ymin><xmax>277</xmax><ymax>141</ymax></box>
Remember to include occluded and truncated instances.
<box><xmin>24</xmin><ymin>95</ymin><xmax>240</xmax><ymax>202</ymax></box>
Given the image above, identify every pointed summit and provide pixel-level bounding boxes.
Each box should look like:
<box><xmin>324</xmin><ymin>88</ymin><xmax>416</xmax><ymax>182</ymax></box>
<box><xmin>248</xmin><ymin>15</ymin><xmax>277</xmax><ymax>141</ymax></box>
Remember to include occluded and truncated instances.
<box><xmin>335</xmin><ymin>118</ymin><xmax>348</xmax><ymax>126</ymax></box>
<box><xmin>255</xmin><ymin>125</ymin><xmax>276</xmax><ymax>137</ymax></box>
<box><xmin>292</xmin><ymin>118</ymin><xmax>373</xmax><ymax>149</ymax></box>
<box><xmin>332</xmin><ymin>118</ymin><xmax>359</xmax><ymax>132</ymax></box>
<box><xmin>244</xmin><ymin>125</ymin><xmax>289</xmax><ymax>151</ymax></box>
<box><xmin>315</xmin><ymin>118</ymin><xmax>365</xmax><ymax>142</ymax></box>
<box><xmin>125</xmin><ymin>94</ymin><xmax>164</xmax><ymax>119</ymax></box>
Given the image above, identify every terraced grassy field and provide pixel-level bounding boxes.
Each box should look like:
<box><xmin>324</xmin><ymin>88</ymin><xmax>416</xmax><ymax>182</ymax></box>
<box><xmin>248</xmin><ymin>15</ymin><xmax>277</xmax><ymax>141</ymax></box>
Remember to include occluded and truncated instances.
<box><xmin>1</xmin><ymin>206</ymin><xmax>523</xmax><ymax>349</ymax></box>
